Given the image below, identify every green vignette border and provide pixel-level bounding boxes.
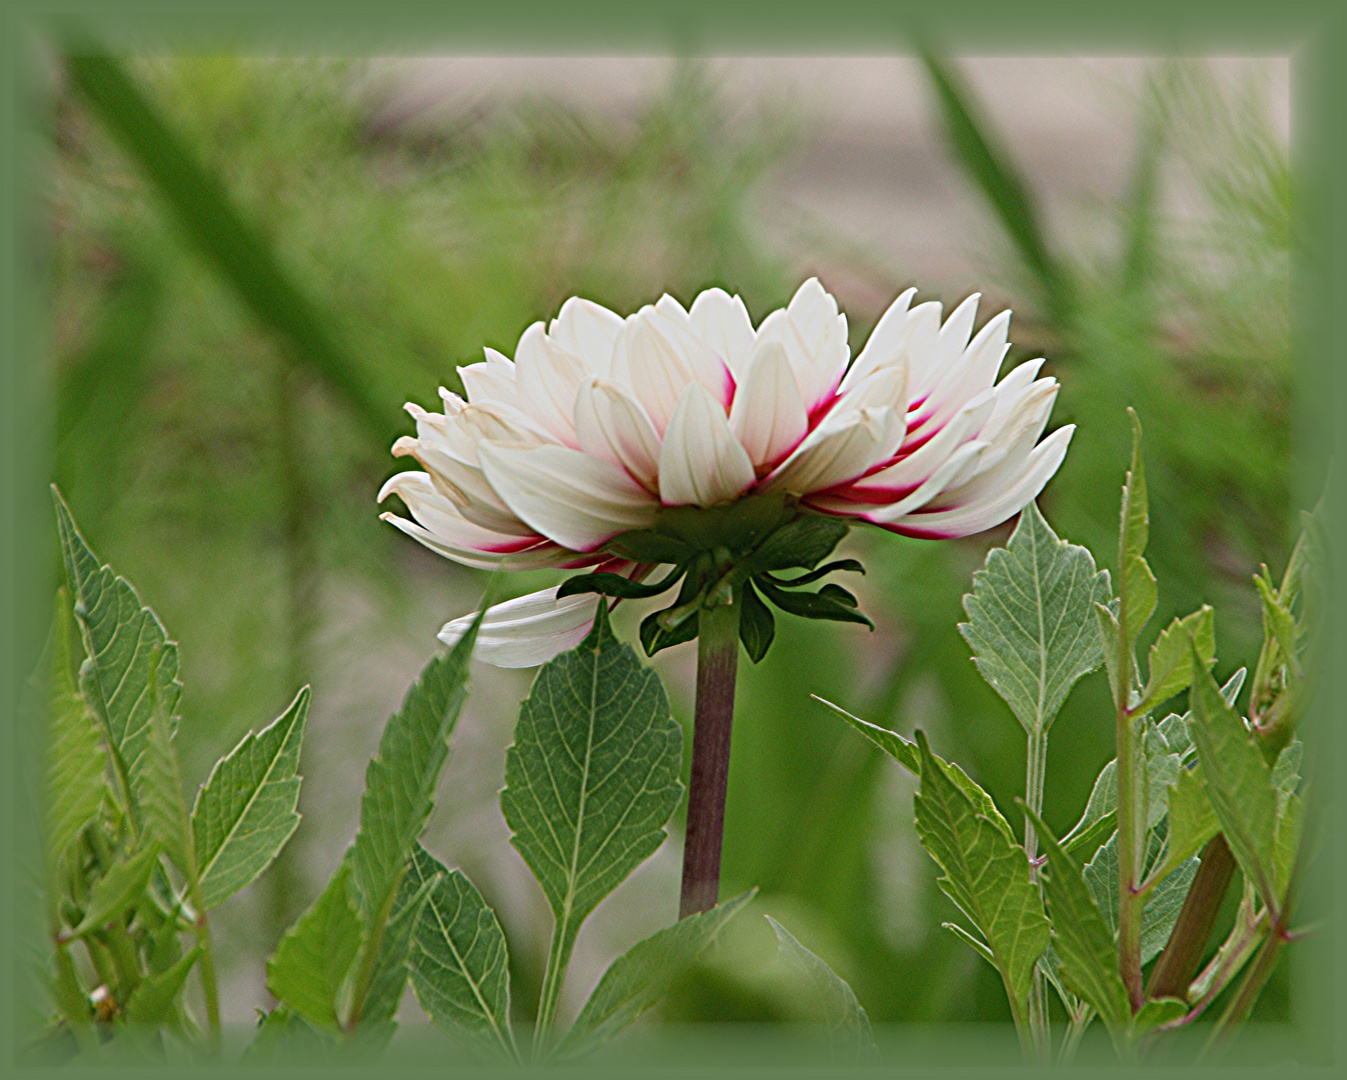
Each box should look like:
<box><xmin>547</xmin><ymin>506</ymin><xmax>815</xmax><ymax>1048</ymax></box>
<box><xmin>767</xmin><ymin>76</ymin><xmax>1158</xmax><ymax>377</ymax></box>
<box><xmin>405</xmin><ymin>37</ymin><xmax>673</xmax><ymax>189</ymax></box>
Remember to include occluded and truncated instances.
<box><xmin>2</xmin><ymin>0</ymin><xmax>1341</xmax><ymax>1073</ymax></box>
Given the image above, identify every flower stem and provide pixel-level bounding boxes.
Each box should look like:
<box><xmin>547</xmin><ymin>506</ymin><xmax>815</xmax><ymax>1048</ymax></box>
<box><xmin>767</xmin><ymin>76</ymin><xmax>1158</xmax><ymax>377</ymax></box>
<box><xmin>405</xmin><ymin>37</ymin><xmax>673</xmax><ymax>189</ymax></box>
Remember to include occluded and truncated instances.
<box><xmin>679</xmin><ymin>595</ymin><xmax>742</xmax><ymax>919</ymax></box>
<box><xmin>1023</xmin><ymin>724</ymin><xmax>1051</xmax><ymax>1064</ymax></box>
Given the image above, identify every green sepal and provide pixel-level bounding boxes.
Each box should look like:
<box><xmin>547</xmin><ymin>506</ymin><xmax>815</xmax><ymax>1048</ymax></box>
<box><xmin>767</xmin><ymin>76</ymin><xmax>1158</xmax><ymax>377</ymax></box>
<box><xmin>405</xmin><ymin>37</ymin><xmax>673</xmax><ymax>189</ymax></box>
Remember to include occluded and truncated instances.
<box><xmin>557</xmin><ymin>564</ymin><xmax>686</xmax><ymax>601</ymax></box>
<box><xmin>756</xmin><ymin>576</ymin><xmax>873</xmax><ymax>628</ymax></box>
<box><xmin>761</xmin><ymin>558</ymin><xmax>865</xmax><ymax>587</ymax></box>
<box><xmin>738</xmin><ymin>580</ymin><xmax>775</xmax><ymax>664</ymax></box>
<box><xmin>743</xmin><ymin>511</ymin><xmax>849</xmax><ymax>573</ymax></box>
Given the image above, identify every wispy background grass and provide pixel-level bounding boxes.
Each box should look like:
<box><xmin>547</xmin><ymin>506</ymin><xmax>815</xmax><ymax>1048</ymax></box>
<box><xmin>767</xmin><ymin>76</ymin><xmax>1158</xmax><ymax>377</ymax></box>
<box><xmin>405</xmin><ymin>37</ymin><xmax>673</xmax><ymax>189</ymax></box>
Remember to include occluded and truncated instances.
<box><xmin>42</xmin><ymin>52</ymin><xmax>1295</xmax><ymax>1029</ymax></box>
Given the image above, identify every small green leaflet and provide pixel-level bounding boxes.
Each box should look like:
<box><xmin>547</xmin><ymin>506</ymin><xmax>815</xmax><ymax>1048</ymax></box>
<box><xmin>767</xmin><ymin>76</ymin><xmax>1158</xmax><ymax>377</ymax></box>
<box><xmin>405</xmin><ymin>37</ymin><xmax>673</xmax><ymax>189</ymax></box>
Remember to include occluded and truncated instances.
<box><xmin>1132</xmin><ymin>997</ymin><xmax>1187</xmax><ymax>1037</ymax></box>
<box><xmin>136</xmin><ymin>648</ymin><xmax>194</xmax><ymax>879</ymax></box>
<box><xmin>1273</xmin><ymin>793</ymin><xmax>1305</xmax><ymax>904</ymax></box>
<box><xmin>1060</xmin><ymin>759</ymin><xmax>1116</xmax><ymax>859</ymax></box>
<box><xmin>44</xmin><ymin>591</ymin><xmax>108</xmax><ymax>874</ymax></box>
<box><xmin>192</xmin><ymin>687</ymin><xmax>308</xmax><ymax>909</ymax></box>
<box><xmin>405</xmin><ymin>845</ymin><xmax>515</xmax><ymax>1062</ymax></box>
<box><xmin>959</xmin><ymin>501</ymin><xmax>1111</xmax><ymax>734</ymax></box>
<box><xmin>267</xmin><ymin>863</ymin><xmax>364</xmax><ymax>1032</ymax></box>
<box><xmin>500</xmin><ymin>602</ymin><xmax>683</xmax><ymax>974</ymax></box>
<box><xmin>738</xmin><ymin>579</ymin><xmax>775</xmax><ymax>663</ymax></box>
<box><xmin>813</xmin><ymin>695</ymin><xmax>919</xmax><ymax>773</ymax></box>
<box><xmin>351</xmin><ymin>619</ymin><xmax>479</xmax><ymax>921</ymax></box>
<box><xmin>1021</xmin><ymin>805</ymin><xmax>1130</xmax><ymax>1038</ymax></box>
<box><xmin>766</xmin><ymin>916</ymin><xmax>878</xmax><ymax>1063</ymax></box>
<box><xmin>357</xmin><ymin>865</ymin><xmax>437</xmax><ymax>1029</ymax></box>
<box><xmin>1254</xmin><ymin>572</ymin><xmax>1301</xmax><ymax>679</ymax></box>
<box><xmin>912</xmin><ymin>732</ymin><xmax>1048</xmax><ymax>1011</ymax></box>
<box><xmin>557</xmin><ymin>891</ymin><xmax>755</xmax><ymax>1062</ymax></box>
<box><xmin>53</xmin><ymin>488</ymin><xmax>182</xmax><ymax>794</ymax></box>
<box><xmin>1118</xmin><ymin>410</ymin><xmax>1156</xmax><ymax>645</ymax></box>
<box><xmin>1186</xmin><ymin>653</ymin><xmax>1279</xmax><ymax>910</ymax></box>
<box><xmin>123</xmin><ymin>946</ymin><xmax>201</xmax><ymax>1026</ymax></box>
<box><xmin>1135</xmin><ymin>606</ymin><xmax>1215</xmax><ymax>714</ymax></box>
<box><xmin>67</xmin><ymin>844</ymin><xmax>161</xmax><ymax>938</ymax></box>
<box><xmin>1155</xmin><ymin>766</ymin><xmax>1218</xmax><ymax>883</ymax></box>
<box><xmin>1082</xmin><ymin>835</ymin><xmax>1199</xmax><ymax>965</ymax></box>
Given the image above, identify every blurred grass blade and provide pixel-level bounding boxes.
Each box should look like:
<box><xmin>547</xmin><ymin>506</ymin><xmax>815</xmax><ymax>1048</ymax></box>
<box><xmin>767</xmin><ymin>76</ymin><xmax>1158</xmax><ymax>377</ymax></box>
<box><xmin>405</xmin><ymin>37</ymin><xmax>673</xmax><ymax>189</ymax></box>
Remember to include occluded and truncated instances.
<box><xmin>919</xmin><ymin>51</ymin><xmax>1070</xmax><ymax>323</ymax></box>
<box><xmin>62</xmin><ymin>51</ymin><xmax>387</xmax><ymax>436</ymax></box>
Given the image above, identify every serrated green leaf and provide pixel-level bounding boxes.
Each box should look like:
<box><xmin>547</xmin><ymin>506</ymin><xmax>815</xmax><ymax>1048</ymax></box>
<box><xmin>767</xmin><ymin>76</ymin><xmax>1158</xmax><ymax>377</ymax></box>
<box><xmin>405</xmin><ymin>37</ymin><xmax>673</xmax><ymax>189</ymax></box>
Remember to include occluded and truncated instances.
<box><xmin>68</xmin><ymin>844</ymin><xmax>161</xmax><ymax>937</ymax></box>
<box><xmin>913</xmin><ymin>732</ymin><xmax>1048</xmax><ymax>1011</ymax></box>
<box><xmin>1122</xmin><ymin>555</ymin><xmax>1157</xmax><ymax>646</ymax></box>
<box><xmin>1274</xmin><ymin>792</ymin><xmax>1304</xmax><ymax>903</ymax></box>
<box><xmin>501</xmin><ymin>603</ymin><xmax>683</xmax><ymax>982</ymax></box>
<box><xmin>765</xmin><ymin>916</ymin><xmax>878</xmax><ymax>1063</ymax></box>
<box><xmin>358</xmin><ymin>858</ymin><xmax>437</xmax><ymax>1028</ymax></box>
<box><xmin>192</xmin><ymin>687</ymin><xmax>308</xmax><ymax>909</ymax></box>
<box><xmin>1095</xmin><ymin>602</ymin><xmax>1123</xmax><ymax>703</ymax></box>
<box><xmin>351</xmin><ymin>614</ymin><xmax>479</xmax><ymax>924</ymax></box>
<box><xmin>52</xmin><ymin>488</ymin><xmax>181</xmax><ymax>799</ymax></box>
<box><xmin>558</xmin><ymin>890</ymin><xmax>755</xmax><ymax>1061</ymax></box>
<box><xmin>45</xmin><ymin>590</ymin><xmax>109</xmax><ymax>874</ymax></box>
<box><xmin>123</xmin><ymin>946</ymin><xmax>200</xmax><ymax>1025</ymax></box>
<box><xmin>1186</xmin><ymin>655</ymin><xmax>1279</xmax><ymax>909</ymax></box>
<box><xmin>1271</xmin><ymin>739</ymin><xmax>1302</xmax><ymax>801</ymax></box>
<box><xmin>1061</xmin><ymin>759</ymin><xmax>1116</xmax><ymax>858</ymax></box>
<box><xmin>135</xmin><ymin>649</ymin><xmax>194</xmax><ymax>879</ymax></box>
<box><xmin>405</xmin><ymin>845</ymin><xmax>515</xmax><ymax>1062</ymax></box>
<box><xmin>1156</xmin><ymin>766</ymin><xmax>1218</xmax><ymax>882</ymax></box>
<box><xmin>1254</xmin><ymin>572</ymin><xmax>1301</xmax><ymax>678</ymax></box>
<box><xmin>1022</xmin><ymin>805</ymin><xmax>1130</xmax><ymax>1034</ymax></box>
<box><xmin>959</xmin><ymin>502</ymin><xmax>1111</xmax><ymax>734</ymax></box>
<box><xmin>814</xmin><ymin>696</ymin><xmax>920</xmax><ymax>774</ymax></box>
<box><xmin>267</xmin><ymin>864</ymin><xmax>364</xmax><ymax>1032</ymax></box>
<box><xmin>738</xmin><ymin>579</ymin><xmax>775</xmax><ymax>664</ymax></box>
<box><xmin>1136</xmin><ymin>607</ymin><xmax>1215</xmax><ymax>713</ymax></box>
<box><xmin>1082</xmin><ymin>832</ymin><xmax>1198</xmax><ymax>966</ymax></box>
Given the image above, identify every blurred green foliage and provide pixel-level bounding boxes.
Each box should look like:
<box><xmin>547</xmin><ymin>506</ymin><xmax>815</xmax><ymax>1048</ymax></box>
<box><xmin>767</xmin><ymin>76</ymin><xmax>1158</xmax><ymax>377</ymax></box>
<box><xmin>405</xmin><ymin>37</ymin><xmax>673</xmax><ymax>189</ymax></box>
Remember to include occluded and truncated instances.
<box><xmin>45</xmin><ymin>53</ymin><xmax>1294</xmax><ymax>1028</ymax></box>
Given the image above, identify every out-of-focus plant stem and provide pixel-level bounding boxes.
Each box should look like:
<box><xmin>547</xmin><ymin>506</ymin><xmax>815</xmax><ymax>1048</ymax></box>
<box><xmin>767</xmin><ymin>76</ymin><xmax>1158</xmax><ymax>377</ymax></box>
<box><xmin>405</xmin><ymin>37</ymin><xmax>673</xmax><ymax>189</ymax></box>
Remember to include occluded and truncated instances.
<box><xmin>1023</xmin><ymin>723</ymin><xmax>1050</xmax><ymax>1063</ymax></box>
<box><xmin>680</xmin><ymin>596</ymin><xmax>742</xmax><ymax>919</ymax></box>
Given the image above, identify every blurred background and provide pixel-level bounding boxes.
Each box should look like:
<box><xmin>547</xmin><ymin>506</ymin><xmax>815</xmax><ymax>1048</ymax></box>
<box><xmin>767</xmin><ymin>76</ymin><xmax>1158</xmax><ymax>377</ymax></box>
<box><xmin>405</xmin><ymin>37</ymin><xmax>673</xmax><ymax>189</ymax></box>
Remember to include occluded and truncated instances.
<box><xmin>42</xmin><ymin>53</ymin><xmax>1295</xmax><ymax>1031</ymax></box>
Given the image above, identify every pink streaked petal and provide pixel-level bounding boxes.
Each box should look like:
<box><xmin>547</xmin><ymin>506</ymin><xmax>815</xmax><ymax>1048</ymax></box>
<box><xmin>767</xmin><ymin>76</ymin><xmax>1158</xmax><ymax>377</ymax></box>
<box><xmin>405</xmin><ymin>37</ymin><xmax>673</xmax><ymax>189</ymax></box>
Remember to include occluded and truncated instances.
<box><xmin>478</xmin><ymin>443</ymin><xmax>659</xmax><ymax>552</ymax></box>
<box><xmin>898</xmin><ymin>301</ymin><xmax>945</xmax><ymax>399</ymax></box>
<box><xmin>388</xmin><ymin>442</ymin><xmax>534</xmax><ymax>535</ymax></box>
<box><xmin>849</xmin><ymin>392</ymin><xmax>994</xmax><ymax>499</ymax></box>
<box><xmin>574</xmin><ymin>376</ymin><xmax>663</xmax><ymax>492</ymax></box>
<box><xmin>377</xmin><ymin>469</ymin><xmax>536</xmax><ymax>543</ymax></box>
<box><xmin>840</xmin><ymin>287</ymin><xmax>917</xmax><ymax>392</ymax></box>
<box><xmin>728</xmin><ymin>341</ymin><xmax>809</xmax><ymax>472</ymax></box>
<box><xmin>659</xmin><ymin>383</ymin><xmax>757</xmax><ymax>507</ymax></box>
<box><xmin>890</xmin><ymin>425</ymin><xmax>1075</xmax><ymax>538</ymax></box>
<box><xmin>904</xmin><ymin>308</ymin><xmax>1011</xmax><ymax>444</ymax></box>
<box><xmin>689</xmin><ymin>287</ymin><xmax>757</xmax><ymax>378</ymax></box>
<box><xmin>755</xmin><ymin>278</ymin><xmax>850</xmax><ymax>415</ymax></box>
<box><xmin>762</xmin><ymin>406</ymin><xmax>904</xmax><ymax>496</ymax></box>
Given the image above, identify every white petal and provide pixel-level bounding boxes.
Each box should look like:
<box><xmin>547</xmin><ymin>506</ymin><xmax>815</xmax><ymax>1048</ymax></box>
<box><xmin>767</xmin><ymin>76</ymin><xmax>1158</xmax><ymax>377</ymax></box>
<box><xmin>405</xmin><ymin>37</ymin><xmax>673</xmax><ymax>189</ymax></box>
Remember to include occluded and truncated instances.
<box><xmin>478</xmin><ymin>443</ymin><xmax>658</xmax><ymax>552</ymax></box>
<box><xmin>841</xmin><ymin>287</ymin><xmax>917</xmax><ymax>391</ymax></box>
<box><xmin>514</xmin><ymin>322</ymin><xmax>588</xmax><ymax>447</ymax></box>
<box><xmin>391</xmin><ymin>431</ymin><xmax>535</xmax><ymax>536</ymax></box>
<box><xmin>610</xmin><ymin>307</ymin><xmax>734</xmax><ymax>434</ymax></box>
<box><xmin>574</xmin><ymin>376</ymin><xmax>663</xmax><ymax>491</ymax></box>
<box><xmin>438</xmin><ymin>587</ymin><xmax>600</xmax><ymax>668</ymax></box>
<box><xmin>458</xmin><ymin>349</ymin><xmax>520</xmax><ymax>406</ymax></box>
<box><xmin>904</xmin><ymin>307</ymin><xmax>1010</xmax><ymax>444</ymax></box>
<box><xmin>727</xmin><ymin>342</ymin><xmax>809</xmax><ymax>470</ymax></box>
<box><xmin>830</xmin><ymin>362</ymin><xmax>908</xmax><ymax>416</ymax></box>
<box><xmin>893</xmin><ymin>425</ymin><xmax>1075</xmax><ymax>538</ymax></box>
<box><xmin>754</xmin><ymin>278</ymin><xmax>850</xmax><ymax>414</ymax></box>
<box><xmin>762</xmin><ymin>406</ymin><xmax>904</xmax><ymax>496</ymax></box>
<box><xmin>548</xmin><ymin>297</ymin><xmax>623</xmax><ymax>374</ymax></box>
<box><xmin>690</xmin><ymin>287</ymin><xmax>757</xmax><ymax>378</ymax></box>
<box><xmin>659</xmin><ymin>384</ymin><xmax>756</xmax><ymax>507</ymax></box>
<box><xmin>850</xmin><ymin>440</ymin><xmax>989</xmax><ymax>522</ymax></box>
<box><xmin>846</xmin><ymin>390</ymin><xmax>994</xmax><ymax>499</ymax></box>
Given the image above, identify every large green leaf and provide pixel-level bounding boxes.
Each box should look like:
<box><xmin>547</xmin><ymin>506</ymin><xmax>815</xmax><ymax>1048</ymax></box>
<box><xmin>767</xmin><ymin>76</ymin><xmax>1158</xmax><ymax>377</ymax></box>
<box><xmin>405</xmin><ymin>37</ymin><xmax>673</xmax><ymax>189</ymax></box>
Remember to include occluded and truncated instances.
<box><xmin>1186</xmin><ymin>655</ymin><xmax>1279</xmax><ymax>909</ymax></box>
<box><xmin>500</xmin><ymin>602</ymin><xmax>683</xmax><ymax>975</ymax></box>
<box><xmin>1022</xmin><ymin>806</ymin><xmax>1130</xmax><ymax>1034</ymax></box>
<box><xmin>53</xmin><ymin>488</ymin><xmax>181</xmax><ymax>799</ymax></box>
<box><xmin>44</xmin><ymin>591</ymin><xmax>108</xmax><ymax>874</ymax></box>
<box><xmin>192</xmin><ymin>687</ymin><xmax>308</xmax><ymax>909</ymax></box>
<box><xmin>557</xmin><ymin>891</ymin><xmax>755</xmax><ymax>1062</ymax></box>
<box><xmin>959</xmin><ymin>501</ymin><xmax>1110</xmax><ymax>734</ymax></box>
<box><xmin>350</xmin><ymin>617</ymin><xmax>479</xmax><ymax>925</ymax></box>
<box><xmin>765</xmin><ymin>916</ymin><xmax>878</xmax><ymax>1063</ymax></box>
<box><xmin>267</xmin><ymin>864</ymin><xmax>364</xmax><ymax>1033</ymax></box>
<box><xmin>405</xmin><ymin>845</ymin><xmax>515</xmax><ymax>1062</ymax></box>
<box><xmin>912</xmin><ymin>732</ymin><xmax>1048</xmax><ymax>1011</ymax></box>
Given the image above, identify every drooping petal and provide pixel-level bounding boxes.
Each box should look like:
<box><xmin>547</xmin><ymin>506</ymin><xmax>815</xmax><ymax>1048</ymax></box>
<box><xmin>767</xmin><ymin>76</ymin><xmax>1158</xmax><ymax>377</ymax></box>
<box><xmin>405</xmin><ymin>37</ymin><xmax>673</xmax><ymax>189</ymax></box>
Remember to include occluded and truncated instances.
<box><xmin>610</xmin><ymin>307</ymin><xmax>734</xmax><ymax>433</ymax></box>
<box><xmin>762</xmin><ymin>406</ymin><xmax>904</xmax><ymax>496</ymax></box>
<box><xmin>659</xmin><ymin>383</ymin><xmax>757</xmax><ymax>507</ymax></box>
<box><xmin>478</xmin><ymin>443</ymin><xmax>658</xmax><ymax>552</ymax></box>
<box><xmin>727</xmin><ymin>342</ymin><xmax>809</xmax><ymax>471</ymax></box>
<box><xmin>548</xmin><ymin>297</ymin><xmax>624</xmax><ymax>374</ymax></box>
<box><xmin>438</xmin><ymin>587</ymin><xmax>601</xmax><ymax>668</ymax></box>
<box><xmin>840</xmin><ymin>286</ymin><xmax>917</xmax><ymax>391</ymax></box>
<box><xmin>753</xmin><ymin>278</ymin><xmax>850</xmax><ymax>415</ymax></box>
<box><xmin>689</xmin><ymin>287</ymin><xmax>757</xmax><ymax>378</ymax></box>
<box><xmin>890</xmin><ymin>425</ymin><xmax>1075</xmax><ymax>539</ymax></box>
<box><xmin>391</xmin><ymin>430</ymin><xmax>535</xmax><ymax>536</ymax></box>
<box><xmin>573</xmin><ymin>376</ymin><xmax>663</xmax><ymax>492</ymax></box>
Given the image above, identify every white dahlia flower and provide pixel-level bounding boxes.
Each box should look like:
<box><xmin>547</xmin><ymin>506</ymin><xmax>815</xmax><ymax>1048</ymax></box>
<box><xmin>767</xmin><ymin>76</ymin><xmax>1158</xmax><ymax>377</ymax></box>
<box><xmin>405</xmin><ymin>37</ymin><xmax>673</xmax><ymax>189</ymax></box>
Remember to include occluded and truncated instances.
<box><xmin>379</xmin><ymin>279</ymin><xmax>1074</xmax><ymax>666</ymax></box>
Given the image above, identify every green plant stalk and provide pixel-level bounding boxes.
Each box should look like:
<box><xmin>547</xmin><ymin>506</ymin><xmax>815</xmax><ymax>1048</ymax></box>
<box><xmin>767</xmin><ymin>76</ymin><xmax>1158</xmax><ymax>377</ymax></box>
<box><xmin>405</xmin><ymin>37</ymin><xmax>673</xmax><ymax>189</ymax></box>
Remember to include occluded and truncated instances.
<box><xmin>1057</xmin><ymin>1005</ymin><xmax>1092</xmax><ymax>1066</ymax></box>
<box><xmin>533</xmin><ymin>922</ymin><xmax>578</xmax><ymax>1061</ymax></box>
<box><xmin>1115</xmin><ymin>699</ymin><xmax>1144</xmax><ymax>1013</ymax></box>
<box><xmin>344</xmin><ymin>872</ymin><xmax>405</xmax><ymax>1031</ymax></box>
<box><xmin>679</xmin><ymin>596</ymin><xmax>743</xmax><ymax>919</ymax></box>
<box><xmin>1146</xmin><ymin>834</ymin><xmax>1238</xmax><ymax>1000</ymax></box>
<box><xmin>185</xmin><ymin>877</ymin><xmax>222</xmax><ymax>1049</ymax></box>
<box><xmin>1022</xmin><ymin>723</ymin><xmax>1050</xmax><ymax>1063</ymax></box>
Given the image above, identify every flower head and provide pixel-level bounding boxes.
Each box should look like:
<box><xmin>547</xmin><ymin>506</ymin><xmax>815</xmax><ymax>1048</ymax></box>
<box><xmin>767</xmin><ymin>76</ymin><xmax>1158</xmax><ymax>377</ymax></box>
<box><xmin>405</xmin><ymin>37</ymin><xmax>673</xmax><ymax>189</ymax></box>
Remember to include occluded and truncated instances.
<box><xmin>380</xmin><ymin>279</ymin><xmax>1074</xmax><ymax>665</ymax></box>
